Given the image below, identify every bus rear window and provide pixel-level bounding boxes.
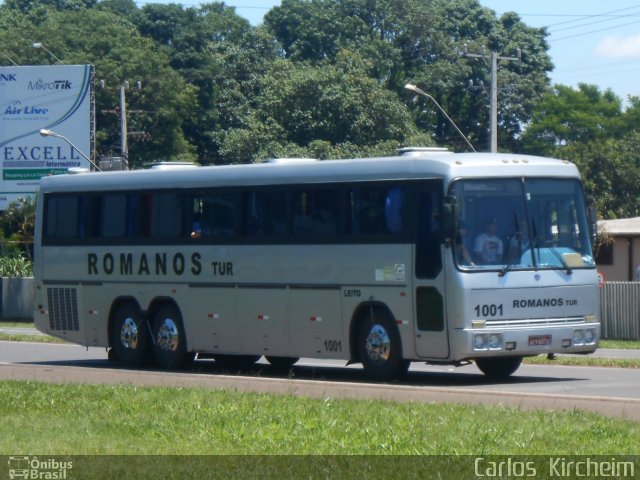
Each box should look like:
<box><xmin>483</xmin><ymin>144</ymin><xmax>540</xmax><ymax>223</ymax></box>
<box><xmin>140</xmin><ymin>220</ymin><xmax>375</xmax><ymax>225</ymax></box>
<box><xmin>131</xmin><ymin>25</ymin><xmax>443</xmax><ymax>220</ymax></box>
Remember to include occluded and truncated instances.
<box><xmin>45</xmin><ymin>195</ymin><xmax>79</xmax><ymax>239</ymax></box>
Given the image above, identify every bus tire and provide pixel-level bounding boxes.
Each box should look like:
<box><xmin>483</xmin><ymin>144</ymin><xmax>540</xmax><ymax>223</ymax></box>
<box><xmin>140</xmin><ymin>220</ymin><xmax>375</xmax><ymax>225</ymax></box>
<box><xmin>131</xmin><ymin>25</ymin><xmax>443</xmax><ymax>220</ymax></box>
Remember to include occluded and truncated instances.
<box><xmin>265</xmin><ymin>356</ymin><xmax>299</xmax><ymax>371</ymax></box>
<box><xmin>110</xmin><ymin>303</ymin><xmax>149</xmax><ymax>367</ymax></box>
<box><xmin>358</xmin><ymin>312</ymin><xmax>409</xmax><ymax>381</ymax></box>
<box><xmin>475</xmin><ymin>356</ymin><xmax>522</xmax><ymax>378</ymax></box>
<box><xmin>213</xmin><ymin>354</ymin><xmax>260</xmax><ymax>371</ymax></box>
<box><xmin>151</xmin><ymin>305</ymin><xmax>192</xmax><ymax>370</ymax></box>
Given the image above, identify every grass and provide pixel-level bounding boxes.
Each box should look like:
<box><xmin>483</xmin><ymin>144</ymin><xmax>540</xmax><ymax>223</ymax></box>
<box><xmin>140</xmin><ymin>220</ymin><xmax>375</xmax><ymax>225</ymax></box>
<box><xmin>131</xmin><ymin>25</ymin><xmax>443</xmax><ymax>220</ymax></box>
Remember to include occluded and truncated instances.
<box><xmin>524</xmin><ymin>355</ymin><xmax>640</xmax><ymax>368</ymax></box>
<box><xmin>601</xmin><ymin>339</ymin><xmax>640</xmax><ymax>349</ymax></box>
<box><xmin>1</xmin><ymin>381</ymin><xmax>638</xmax><ymax>456</ymax></box>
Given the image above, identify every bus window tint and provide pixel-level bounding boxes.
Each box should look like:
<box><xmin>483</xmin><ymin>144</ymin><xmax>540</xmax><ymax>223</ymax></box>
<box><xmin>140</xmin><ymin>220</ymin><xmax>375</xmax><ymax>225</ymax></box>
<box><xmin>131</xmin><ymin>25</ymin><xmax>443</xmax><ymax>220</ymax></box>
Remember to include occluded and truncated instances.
<box><xmin>101</xmin><ymin>194</ymin><xmax>127</xmax><ymax>238</ymax></box>
<box><xmin>45</xmin><ymin>195</ymin><xmax>78</xmax><ymax>239</ymax></box>
<box><xmin>192</xmin><ymin>191</ymin><xmax>236</xmax><ymax>239</ymax></box>
<box><xmin>151</xmin><ymin>192</ymin><xmax>185</xmax><ymax>238</ymax></box>
<box><xmin>415</xmin><ymin>189</ymin><xmax>442</xmax><ymax>279</ymax></box>
<box><xmin>241</xmin><ymin>190</ymin><xmax>287</xmax><ymax>236</ymax></box>
<box><xmin>291</xmin><ymin>189</ymin><xmax>339</xmax><ymax>236</ymax></box>
<box><xmin>349</xmin><ymin>186</ymin><xmax>405</xmax><ymax>235</ymax></box>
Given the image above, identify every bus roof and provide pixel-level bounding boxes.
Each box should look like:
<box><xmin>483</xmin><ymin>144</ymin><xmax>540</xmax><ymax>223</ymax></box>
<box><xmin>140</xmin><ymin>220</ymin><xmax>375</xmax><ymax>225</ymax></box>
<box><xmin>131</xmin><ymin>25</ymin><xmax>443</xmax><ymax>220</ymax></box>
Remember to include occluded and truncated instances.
<box><xmin>38</xmin><ymin>152</ymin><xmax>581</xmax><ymax>193</ymax></box>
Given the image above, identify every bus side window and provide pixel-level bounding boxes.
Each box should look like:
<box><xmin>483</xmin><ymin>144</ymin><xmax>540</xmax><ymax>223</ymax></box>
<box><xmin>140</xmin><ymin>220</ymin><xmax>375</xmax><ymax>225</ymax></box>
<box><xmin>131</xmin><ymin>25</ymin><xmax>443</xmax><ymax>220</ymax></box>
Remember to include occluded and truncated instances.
<box><xmin>292</xmin><ymin>189</ymin><xmax>339</xmax><ymax>236</ymax></box>
<box><xmin>349</xmin><ymin>186</ymin><xmax>403</xmax><ymax>236</ymax></box>
<box><xmin>150</xmin><ymin>192</ymin><xmax>185</xmax><ymax>238</ymax></box>
<box><xmin>45</xmin><ymin>195</ymin><xmax>79</xmax><ymax>239</ymax></box>
<box><xmin>101</xmin><ymin>194</ymin><xmax>127</xmax><ymax>238</ymax></box>
<box><xmin>192</xmin><ymin>191</ymin><xmax>236</xmax><ymax>240</ymax></box>
<box><xmin>80</xmin><ymin>196</ymin><xmax>103</xmax><ymax>239</ymax></box>
<box><xmin>385</xmin><ymin>187</ymin><xmax>404</xmax><ymax>234</ymax></box>
<box><xmin>416</xmin><ymin>189</ymin><xmax>442</xmax><ymax>279</ymax></box>
<box><xmin>129</xmin><ymin>193</ymin><xmax>151</xmax><ymax>238</ymax></box>
<box><xmin>241</xmin><ymin>190</ymin><xmax>287</xmax><ymax>237</ymax></box>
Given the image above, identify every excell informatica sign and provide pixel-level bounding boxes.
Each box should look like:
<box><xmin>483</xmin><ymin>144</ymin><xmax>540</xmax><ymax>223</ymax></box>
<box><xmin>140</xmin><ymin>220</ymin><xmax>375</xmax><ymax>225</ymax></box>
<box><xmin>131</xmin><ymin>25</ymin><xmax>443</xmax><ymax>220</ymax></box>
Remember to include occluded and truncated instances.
<box><xmin>0</xmin><ymin>64</ymin><xmax>94</xmax><ymax>210</ymax></box>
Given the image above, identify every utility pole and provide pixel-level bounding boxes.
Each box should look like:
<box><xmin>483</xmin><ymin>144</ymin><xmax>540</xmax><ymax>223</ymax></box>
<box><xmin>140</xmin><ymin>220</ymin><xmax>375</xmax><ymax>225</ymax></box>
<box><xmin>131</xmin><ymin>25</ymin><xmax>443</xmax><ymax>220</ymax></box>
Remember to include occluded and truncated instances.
<box><xmin>120</xmin><ymin>81</ymin><xmax>129</xmax><ymax>170</ymax></box>
<box><xmin>463</xmin><ymin>45</ymin><xmax>520</xmax><ymax>153</ymax></box>
<box><xmin>99</xmin><ymin>80</ymin><xmax>142</xmax><ymax>170</ymax></box>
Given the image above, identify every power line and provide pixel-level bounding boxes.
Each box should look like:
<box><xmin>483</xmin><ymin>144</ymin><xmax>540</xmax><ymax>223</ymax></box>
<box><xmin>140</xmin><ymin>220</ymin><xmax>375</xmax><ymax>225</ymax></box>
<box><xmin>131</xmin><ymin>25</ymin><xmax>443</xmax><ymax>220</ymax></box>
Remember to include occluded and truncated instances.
<box><xmin>543</xmin><ymin>5</ymin><xmax>640</xmax><ymax>28</ymax></box>
<box><xmin>550</xmin><ymin>19</ymin><xmax>640</xmax><ymax>42</ymax></box>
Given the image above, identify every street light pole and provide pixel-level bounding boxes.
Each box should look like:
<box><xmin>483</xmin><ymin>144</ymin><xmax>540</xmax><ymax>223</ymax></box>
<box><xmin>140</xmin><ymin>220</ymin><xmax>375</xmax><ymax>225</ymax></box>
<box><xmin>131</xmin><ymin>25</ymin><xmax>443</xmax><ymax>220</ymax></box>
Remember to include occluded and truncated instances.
<box><xmin>404</xmin><ymin>83</ymin><xmax>476</xmax><ymax>152</ymax></box>
<box><xmin>39</xmin><ymin>128</ymin><xmax>102</xmax><ymax>172</ymax></box>
<box><xmin>0</xmin><ymin>49</ymin><xmax>17</xmax><ymax>65</ymax></box>
<box><xmin>32</xmin><ymin>42</ymin><xmax>62</xmax><ymax>64</ymax></box>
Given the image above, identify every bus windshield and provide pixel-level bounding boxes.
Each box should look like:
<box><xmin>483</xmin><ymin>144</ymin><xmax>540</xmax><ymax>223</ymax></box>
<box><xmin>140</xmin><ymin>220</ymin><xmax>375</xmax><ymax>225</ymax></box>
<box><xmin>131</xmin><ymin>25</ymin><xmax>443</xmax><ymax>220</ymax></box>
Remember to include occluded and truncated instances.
<box><xmin>452</xmin><ymin>178</ymin><xmax>595</xmax><ymax>272</ymax></box>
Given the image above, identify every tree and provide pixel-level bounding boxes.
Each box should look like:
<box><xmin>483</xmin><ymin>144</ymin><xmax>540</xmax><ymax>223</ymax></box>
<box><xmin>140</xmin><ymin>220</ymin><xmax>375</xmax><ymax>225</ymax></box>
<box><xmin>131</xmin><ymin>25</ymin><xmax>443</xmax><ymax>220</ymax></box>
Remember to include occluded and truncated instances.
<box><xmin>0</xmin><ymin>197</ymin><xmax>35</xmax><ymax>261</ymax></box>
<box><xmin>217</xmin><ymin>54</ymin><xmax>429</xmax><ymax>162</ymax></box>
<box><xmin>0</xmin><ymin>5</ymin><xmax>199</xmax><ymax>167</ymax></box>
<box><xmin>561</xmin><ymin>133</ymin><xmax>640</xmax><ymax>219</ymax></box>
<box><xmin>265</xmin><ymin>0</ymin><xmax>552</xmax><ymax>152</ymax></box>
<box><xmin>134</xmin><ymin>3</ymin><xmax>281</xmax><ymax>164</ymax></box>
<box><xmin>520</xmin><ymin>83</ymin><xmax>624</xmax><ymax>157</ymax></box>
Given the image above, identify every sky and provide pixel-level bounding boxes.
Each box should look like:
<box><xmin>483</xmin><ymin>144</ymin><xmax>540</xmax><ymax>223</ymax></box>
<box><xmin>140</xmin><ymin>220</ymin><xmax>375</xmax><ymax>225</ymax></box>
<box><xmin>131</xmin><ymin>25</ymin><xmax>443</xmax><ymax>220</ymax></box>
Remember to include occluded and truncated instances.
<box><xmin>180</xmin><ymin>0</ymin><xmax>640</xmax><ymax>104</ymax></box>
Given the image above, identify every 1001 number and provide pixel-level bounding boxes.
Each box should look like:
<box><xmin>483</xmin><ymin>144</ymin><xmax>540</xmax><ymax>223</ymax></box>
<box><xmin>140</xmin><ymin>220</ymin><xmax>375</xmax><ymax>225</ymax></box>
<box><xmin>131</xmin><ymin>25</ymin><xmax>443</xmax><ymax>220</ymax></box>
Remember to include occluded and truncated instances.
<box><xmin>324</xmin><ymin>340</ymin><xmax>342</xmax><ymax>352</ymax></box>
<box><xmin>474</xmin><ymin>304</ymin><xmax>503</xmax><ymax>317</ymax></box>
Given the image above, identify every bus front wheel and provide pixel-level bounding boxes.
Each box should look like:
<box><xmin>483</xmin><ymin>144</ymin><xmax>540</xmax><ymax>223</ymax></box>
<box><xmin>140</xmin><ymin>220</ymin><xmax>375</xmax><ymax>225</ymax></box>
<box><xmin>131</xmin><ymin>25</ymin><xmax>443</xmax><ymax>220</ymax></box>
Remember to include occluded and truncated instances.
<box><xmin>358</xmin><ymin>312</ymin><xmax>409</xmax><ymax>381</ymax></box>
<box><xmin>475</xmin><ymin>356</ymin><xmax>522</xmax><ymax>378</ymax></box>
<box><xmin>110</xmin><ymin>303</ymin><xmax>149</xmax><ymax>367</ymax></box>
<box><xmin>151</xmin><ymin>305</ymin><xmax>192</xmax><ymax>370</ymax></box>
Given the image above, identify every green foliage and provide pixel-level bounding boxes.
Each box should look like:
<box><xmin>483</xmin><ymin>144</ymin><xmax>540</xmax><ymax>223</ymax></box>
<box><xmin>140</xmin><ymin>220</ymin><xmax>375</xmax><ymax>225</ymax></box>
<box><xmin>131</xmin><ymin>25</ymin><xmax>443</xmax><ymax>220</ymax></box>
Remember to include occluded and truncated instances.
<box><xmin>520</xmin><ymin>84</ymin><xmax>624</xmax><ymax>157</ymax></box>
<box><xmin>0</xmin><ymin>254</ymin><xmax>33</xmax><ymax>277</ymax></box>
<box><xmin>0</xmin><ymin>197</ymin><xmax>36</xmax><ymax>264</ymax></box>
<box><xmin>217</xmin><ymin>55</ymin><xmax>427</xmax><ymax>161</ymax></box>
<box><xmin>519</xmin><ymin>84</ymin><xmax>640</xmax><ymax>218</ymax></box>
<box><xmin>266</xmin><ymin>0</ymin><xmax>552</xmax><ymax>152</ymax></box>
<box><xmin>0</xmin><ymin>0</ymin><xmax>552</xmax><ymax>163</ymax></box>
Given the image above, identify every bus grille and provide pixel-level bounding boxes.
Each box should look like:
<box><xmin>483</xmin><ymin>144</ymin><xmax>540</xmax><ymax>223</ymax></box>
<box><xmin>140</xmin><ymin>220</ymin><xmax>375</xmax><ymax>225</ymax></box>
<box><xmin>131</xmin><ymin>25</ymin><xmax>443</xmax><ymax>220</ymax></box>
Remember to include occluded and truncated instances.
<box><xmin>486</xmin><ymin>316</ymin><xmax>586</xmax><ymax>328</ymax></box>
<box><xmin>47</xmin><ymin>288</ymin><xmax>79</xmax><ymax>331</ymax></box>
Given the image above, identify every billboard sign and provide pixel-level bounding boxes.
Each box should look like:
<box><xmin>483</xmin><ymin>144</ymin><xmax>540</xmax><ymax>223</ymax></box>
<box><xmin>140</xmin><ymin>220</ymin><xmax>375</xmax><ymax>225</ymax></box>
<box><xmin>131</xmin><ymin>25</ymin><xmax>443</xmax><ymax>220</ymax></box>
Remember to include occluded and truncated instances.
<box><xmin>0</xmin><ymin>64</ymin><xmax>93</xmax><ymax>210</ymax></box>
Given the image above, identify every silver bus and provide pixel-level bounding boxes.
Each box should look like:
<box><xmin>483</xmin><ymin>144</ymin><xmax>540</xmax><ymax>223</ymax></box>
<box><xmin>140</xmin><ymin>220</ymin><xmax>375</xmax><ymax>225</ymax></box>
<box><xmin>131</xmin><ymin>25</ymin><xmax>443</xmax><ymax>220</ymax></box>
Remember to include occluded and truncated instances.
<box><xmin>33</xmin><ymin>150</ymin><xmax>600</xmax><ymax>379</ymax></box>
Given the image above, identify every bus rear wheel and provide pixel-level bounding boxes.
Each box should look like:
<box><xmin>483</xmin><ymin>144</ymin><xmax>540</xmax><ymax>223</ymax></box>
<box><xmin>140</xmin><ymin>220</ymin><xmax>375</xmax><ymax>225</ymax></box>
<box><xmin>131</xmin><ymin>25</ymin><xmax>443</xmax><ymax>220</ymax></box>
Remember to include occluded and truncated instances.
<box><xmin>358</xmin><ymin>312</ymin><xmax>409</xmax><ymax>381</ymax></box>
<box><xmin>151</xmin><ymin>305</ymin><xmax>192</xmax><ymax>370</ymax></box>
<box><xmin>475</xmin><ymin>356</ymin><xmax>522</xmax><ymax>378</ymax></box>
<box><xmin>110</xmin><ymin>303</ymin><xmax>149</xmax><ymax>367</ymax></box>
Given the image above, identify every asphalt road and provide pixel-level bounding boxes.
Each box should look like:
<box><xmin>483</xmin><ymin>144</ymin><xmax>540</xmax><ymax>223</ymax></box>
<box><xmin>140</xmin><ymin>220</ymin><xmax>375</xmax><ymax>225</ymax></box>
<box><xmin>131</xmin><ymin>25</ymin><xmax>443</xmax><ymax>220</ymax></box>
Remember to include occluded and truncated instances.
<box><xmin>1</xmin><ymin>340</ymin><xmax>639</xmax><ymax>420</ymax></box>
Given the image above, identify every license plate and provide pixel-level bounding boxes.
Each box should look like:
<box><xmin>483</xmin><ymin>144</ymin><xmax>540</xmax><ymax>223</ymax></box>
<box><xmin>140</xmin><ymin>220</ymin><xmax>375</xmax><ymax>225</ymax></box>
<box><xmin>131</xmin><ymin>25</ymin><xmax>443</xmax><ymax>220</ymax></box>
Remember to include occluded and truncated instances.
<box><xmin>528</xmin><ymin>335</ymin><xmax>552</xmax><ymax>346</ymax></box>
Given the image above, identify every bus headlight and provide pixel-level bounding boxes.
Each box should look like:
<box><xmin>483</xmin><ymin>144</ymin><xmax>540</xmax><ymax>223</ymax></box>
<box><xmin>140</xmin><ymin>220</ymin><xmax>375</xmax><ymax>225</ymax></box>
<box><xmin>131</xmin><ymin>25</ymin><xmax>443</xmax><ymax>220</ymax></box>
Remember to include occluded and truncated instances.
<box><xmin>488</xmin><ymin>333</ymin><xmax>503</xmax><ymax>350</ymax></box>
<box><xmin>474</xmin><ymin>334</ymin><xmax>488</xmax><ymax>351</ymax></box>
<box><xmin>573</xmin><ymin>329</ymin><xmax>585</xmax><ymax>346</ymax></box>
<box><xmin>584</xmin><ymin>328</ymin><xmax>596</xmax><ymax>345</ymax></box>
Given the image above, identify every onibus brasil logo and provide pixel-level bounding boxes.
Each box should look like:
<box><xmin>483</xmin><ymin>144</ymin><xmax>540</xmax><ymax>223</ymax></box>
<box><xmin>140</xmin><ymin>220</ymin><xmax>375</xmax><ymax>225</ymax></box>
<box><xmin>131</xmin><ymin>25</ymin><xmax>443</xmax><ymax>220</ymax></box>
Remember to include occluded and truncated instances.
<box><xmin>7</xmin><ymin>456</ymin><xmax>72</xmax><ymax>479</ymax></box>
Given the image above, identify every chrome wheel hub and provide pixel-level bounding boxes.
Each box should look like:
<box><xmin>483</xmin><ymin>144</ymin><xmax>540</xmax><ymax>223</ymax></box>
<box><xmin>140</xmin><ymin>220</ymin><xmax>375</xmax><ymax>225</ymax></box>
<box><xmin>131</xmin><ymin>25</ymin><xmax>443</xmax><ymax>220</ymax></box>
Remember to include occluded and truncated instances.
<box><xmin>120</xmin><ymin>317</ymin><xmax>139</xmax><ymax>350</ymax></box>
<box><xmin>156</xmin><ymin>318</ymin><xmax>179</xmax><ymax>352</ymax></box>
<box><xmin>365</xmin><ymin>324</ymin><xmax>391</xmax><ymax>363</ymax></box>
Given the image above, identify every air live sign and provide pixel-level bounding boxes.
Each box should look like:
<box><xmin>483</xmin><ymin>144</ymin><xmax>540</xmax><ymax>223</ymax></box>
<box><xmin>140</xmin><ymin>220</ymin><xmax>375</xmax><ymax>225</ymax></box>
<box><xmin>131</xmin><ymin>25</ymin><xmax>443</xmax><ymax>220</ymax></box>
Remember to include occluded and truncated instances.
<box><xmin>0</xmin><ymin>65</ymin><xmax>94</xmax><ymax>210</ymax></box>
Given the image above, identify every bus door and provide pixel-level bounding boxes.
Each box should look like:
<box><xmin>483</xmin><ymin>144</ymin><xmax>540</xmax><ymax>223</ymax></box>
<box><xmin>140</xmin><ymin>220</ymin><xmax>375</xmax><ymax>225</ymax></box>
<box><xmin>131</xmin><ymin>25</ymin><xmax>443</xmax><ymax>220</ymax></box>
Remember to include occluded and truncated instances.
<box><xmin>413</xmin><ymin>183</ymin><xmax>449</xmax><ymax>359</ymax></box>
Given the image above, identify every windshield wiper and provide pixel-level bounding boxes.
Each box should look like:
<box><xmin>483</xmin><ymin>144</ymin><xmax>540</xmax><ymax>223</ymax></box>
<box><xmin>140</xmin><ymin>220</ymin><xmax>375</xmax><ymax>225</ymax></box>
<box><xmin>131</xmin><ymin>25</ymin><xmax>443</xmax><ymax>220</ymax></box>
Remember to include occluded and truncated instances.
<box><xmin>531</xmin><ymin>219</ymin><xmax>572</xmax><ymax>275</ymax></box>
<box><xmin>547</xmin><ymin>244</ymin><xmax>573</xmax><ymax>275</ymax></box>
